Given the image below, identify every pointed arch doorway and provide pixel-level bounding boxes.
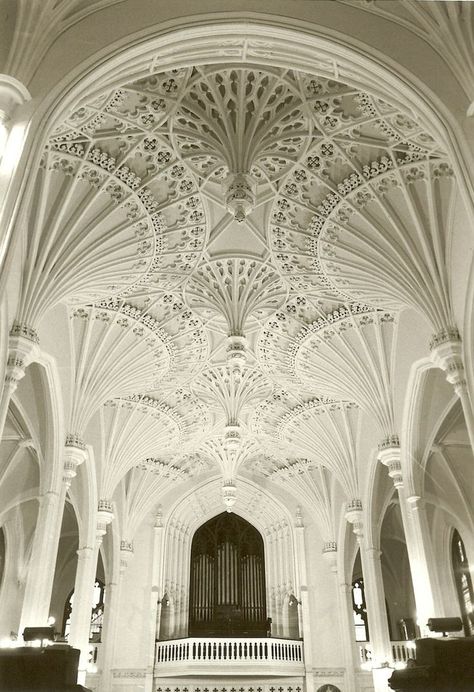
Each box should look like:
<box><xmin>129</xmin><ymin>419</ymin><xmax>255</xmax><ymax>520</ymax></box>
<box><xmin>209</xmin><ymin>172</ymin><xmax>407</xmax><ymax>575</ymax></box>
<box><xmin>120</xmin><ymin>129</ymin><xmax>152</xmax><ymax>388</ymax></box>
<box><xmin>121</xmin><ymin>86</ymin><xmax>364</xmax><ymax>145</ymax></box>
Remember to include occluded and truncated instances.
<box><xmin>189</xmin><ymin>512</ymin><xmax>267</xmax><ymax>636</ymax></box>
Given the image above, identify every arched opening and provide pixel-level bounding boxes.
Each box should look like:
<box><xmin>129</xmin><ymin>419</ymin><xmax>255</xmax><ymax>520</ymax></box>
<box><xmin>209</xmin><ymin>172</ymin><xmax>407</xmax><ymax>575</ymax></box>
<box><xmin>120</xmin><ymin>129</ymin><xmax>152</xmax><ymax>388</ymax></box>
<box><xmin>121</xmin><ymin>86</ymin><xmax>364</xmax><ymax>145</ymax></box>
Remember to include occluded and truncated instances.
<box><xmin>451</xmin><ymin>529</ymin><xmax>474</xmax><ymax>636</ymax></box>
<box><xmin>61</xmin><ymin>550</ymin><xmax>106</xmax><ymax>644</ymax></box>
<box><xmin>189</xmin><ymin>512</ymin><xmax>266</xmax><ymax>637</ymax></box>
<box><xmin>380</xmin><ymin>496</ymin><xmax>416</xmax><ymax>640</ymax></box>
<box><xmin>352</xmin><ymin>576</ymin><xmax>369</xmax><ymax>643</ymax></box>
<box><xmin>351</xmin><ymin>550</ymin><xmax>393</xmax><ymax>643</ymax></box>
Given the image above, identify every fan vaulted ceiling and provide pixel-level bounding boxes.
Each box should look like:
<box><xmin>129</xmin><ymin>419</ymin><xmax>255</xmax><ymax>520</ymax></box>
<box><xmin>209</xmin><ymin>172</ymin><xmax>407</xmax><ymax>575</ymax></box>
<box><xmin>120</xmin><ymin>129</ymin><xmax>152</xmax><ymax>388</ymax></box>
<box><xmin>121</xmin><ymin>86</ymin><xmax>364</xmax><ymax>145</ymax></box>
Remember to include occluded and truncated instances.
<box><xmin>25</xmin><ymin>63</ymin><xmax>452</xmax><ymax>517</ymax></box>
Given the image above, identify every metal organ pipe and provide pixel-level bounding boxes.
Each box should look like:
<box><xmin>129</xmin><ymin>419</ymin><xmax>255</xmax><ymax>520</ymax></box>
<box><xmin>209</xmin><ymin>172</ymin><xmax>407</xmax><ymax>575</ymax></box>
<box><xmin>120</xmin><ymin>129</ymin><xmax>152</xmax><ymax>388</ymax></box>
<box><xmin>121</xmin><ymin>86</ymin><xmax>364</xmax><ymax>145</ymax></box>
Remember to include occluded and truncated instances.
<box><xmin>188</xmin><ymin>513</ymin><xmax>267</xmax><ymax>635</ymax></box>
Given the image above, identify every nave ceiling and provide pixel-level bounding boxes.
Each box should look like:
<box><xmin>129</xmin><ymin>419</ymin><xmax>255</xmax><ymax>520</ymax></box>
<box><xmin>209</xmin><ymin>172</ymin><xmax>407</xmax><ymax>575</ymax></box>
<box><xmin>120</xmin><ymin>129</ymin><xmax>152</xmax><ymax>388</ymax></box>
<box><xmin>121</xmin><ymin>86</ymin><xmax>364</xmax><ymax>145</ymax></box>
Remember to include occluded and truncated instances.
<box><xmin>11</xmin><ymin>59</ymin><xmax>462</xmax><ymax>531</ymax></box>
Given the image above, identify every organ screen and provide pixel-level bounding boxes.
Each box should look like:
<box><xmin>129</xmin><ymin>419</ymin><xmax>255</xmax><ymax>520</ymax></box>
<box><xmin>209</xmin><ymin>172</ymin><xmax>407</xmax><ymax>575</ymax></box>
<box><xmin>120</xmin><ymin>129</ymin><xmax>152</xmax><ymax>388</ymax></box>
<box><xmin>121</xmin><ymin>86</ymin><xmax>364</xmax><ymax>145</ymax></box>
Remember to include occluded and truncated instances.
<box><xmin>189</xmin><ymin>512</ymin><xmax>267</xmax><ymax>636</ymax></box>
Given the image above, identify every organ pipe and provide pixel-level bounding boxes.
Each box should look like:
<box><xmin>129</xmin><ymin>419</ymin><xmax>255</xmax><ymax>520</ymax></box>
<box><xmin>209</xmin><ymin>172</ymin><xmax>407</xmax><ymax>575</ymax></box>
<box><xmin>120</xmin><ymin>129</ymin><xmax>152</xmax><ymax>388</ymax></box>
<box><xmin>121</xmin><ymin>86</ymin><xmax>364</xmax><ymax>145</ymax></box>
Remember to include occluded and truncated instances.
<box><xmin>189</xmin><ymin>512</ymin><xmax>266</xmax><ymax>635</ymax></box>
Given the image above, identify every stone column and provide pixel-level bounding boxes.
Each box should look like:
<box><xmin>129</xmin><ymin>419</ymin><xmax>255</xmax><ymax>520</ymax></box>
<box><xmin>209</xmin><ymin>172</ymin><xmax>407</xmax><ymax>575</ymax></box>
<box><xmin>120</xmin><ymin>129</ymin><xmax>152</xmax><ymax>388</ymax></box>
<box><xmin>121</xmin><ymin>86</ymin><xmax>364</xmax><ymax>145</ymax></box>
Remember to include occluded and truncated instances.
<box><xmin>379</xmin><ymin>443</ymin><xmax>444</xmax><ymax>635</ymax></box>
<box><xmin>19</xmin><ymin>443</ymin><xmax>86</xmax><ymax>634</ymax></box>
<box><xmin>430</xmin><ymin>329</ymin><xmax>474</xmax><ymax>453</ymax></box>
<box><xmin>294</xmin><ymin>509</ymin><xmax>315</xmax><ymax>692</ymax></box>
<box><xmin>0</xmin><ymin>75</ymin><xmax>31</xmax><ymax>273</ymax></box>
<box><xmin>69</xmin><ymin>501</ymin><xmax>113</xmax><ymax>684</ymax></box>
<box><xmin>145</xmin><ymin>511</ymin><xmax>164</xmax><ymax>692</ymax></box>
<box><xmin>268</xmin><ymin>528</ymin><xmax>280</xmax><ymax>635</ymax></box>
<box><xmin>0</xmin><ymin>324</ymin><xmax>39</xmax><ymax>441</ymax></box>
<box><xmin>322</xmin><ymin>542</ymin><xmax>357</xmax><ymax>692</ymax></box>
<box><xmin>346</xmin><ymin>500</ymin><xmax>392</xmax><ymax>692</ymax></box>
<box><xmin>0</xmin><ymin>512</ymin><xmax>28</xmax><ymax>638</ymax></box>
<box><xmin>99</xmin><ymin>541</ymin><xmax>133</xmax><ymax>692</ymax></box>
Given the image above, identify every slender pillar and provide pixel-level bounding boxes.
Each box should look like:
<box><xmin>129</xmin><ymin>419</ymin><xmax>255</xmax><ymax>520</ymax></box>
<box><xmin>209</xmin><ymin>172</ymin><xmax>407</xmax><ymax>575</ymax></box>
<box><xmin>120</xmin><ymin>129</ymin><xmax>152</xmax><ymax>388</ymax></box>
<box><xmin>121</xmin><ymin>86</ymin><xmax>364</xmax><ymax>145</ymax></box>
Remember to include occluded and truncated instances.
<box><xmin>379</xmin><ymin>444</ymin><xmax>445</xmax><ymax>634</ymax></box>
<box><xmin>430</xmin><ymin>330</ymin><xmax>474</xmax><ymax>454</ymax></box>
<box><xmin>19</xmin><ymin>444</ymin><xmax>86</xmax><ymax>634</ymax></box>
<box><xmin>274</xmin><ymin>526</ymin><xmax>284</xmax><ymax>636</ymax></box>
<box><xmin>322</xmin><ymin>543</ymin><xmax>356</xmax><ymax>692</ymax></box>
<box><xmin>405</xmin><ymin>495</ymin><xmax>445</xmax><ymax>626</ymax></box>
<box><xmin>177</xmin><ymin>524</ymin><xmax>185</xmax><ymax>635</ymax></box>
<box><xmin>69</xmin><ymin>544</ymin><xmax>100</xmax><ymax>683</ymax></box>
<box><xmin>0</xmin><ymin>75</ymin><xmax>31</xmax><ymax>279</ymax></box>
<box><xmin>99</xmin><ymin>541</ymin><xmax>133</xmax><ymax>692</ymax></box>
<box><xmin>145</xmin><ymin>511</ymin><xmax>164</xmax><ymax>692</ymax></box>
<box><xmin>360</xmin><ymin>546</ymin><xmax>392</xmax><ymax>664</ymax></box>
<box><xmin>0</xmin><ymin>512</ymin><xmax>27</xmax><ymax>638</ymax></box>
<box><xmin>69</xmin><ymin>503</ymin><xmax>113</xmax><ymax>684</ymax></box>
<box><xmin>0</xmin><ymin>325</ymin><xmax>39</xmax><ymax>441</ymax></box>
<box><xmin>268</xmin><ymin>528</ymin><xmax>279</xmax><ymax>634</ymax></box>
<box><xmin>294</xmin><ymin>509</ymin><xmax>315</xmax><ymax>692</ymax></box>
<box><xmin>346</xmin><ymin>500</ymin><xmax>392</xmax><ymax>692</ymax></box>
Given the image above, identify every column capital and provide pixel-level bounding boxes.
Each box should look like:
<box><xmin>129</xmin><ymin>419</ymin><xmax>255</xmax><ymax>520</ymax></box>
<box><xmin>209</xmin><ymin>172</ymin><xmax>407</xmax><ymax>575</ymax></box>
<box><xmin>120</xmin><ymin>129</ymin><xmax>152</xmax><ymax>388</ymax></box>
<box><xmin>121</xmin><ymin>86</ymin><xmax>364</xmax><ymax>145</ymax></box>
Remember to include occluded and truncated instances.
<box><xmin>40</xmin><ymin>489</ymin><xmax>60</xmax><ymax>504</ymax></box>
<box><xmin>345</xmin><ymin>499</ymin><xmax>364</xmax><ymax>539</ymax></box>
<box><xmin>63</xmin><ymin>439</ymin><xmax>87</xmax><ymax>486</ymax></box>
<box><xmin>322</xmin><ymin>541</ymin><xmax>337</xmax><ymax>570</ymax></box>
<box><xmin>76</xmin><ymin>546</ymin><xmax>95</xmax><ymax>559</ymax></box>
<box><xmin>0</xmin><ymin>75</ymin><xmax>31</xmax><ymax>124</ymax></box>
<box><xmin>154</xmin><ymin>507</ymin><xmax>163</xmax><ymax>529</ymax></box>
<box><xmin>97</xmin><ymin>499</ymin><xmax>114</xmax><ymax>539</ymax></box>
<box><xmin>406</xmin><ymin>494</ymin><xmax>425</xmax><ymax>511</ymax></box>
<box><xmin>378</xmin><ymin>434</ymin><xmax>400</xmax><ymax>454</ymax></box>
<box><xmin>295</xmin><ymin>505</ymin><xmax>304</xmax><ymax>528</ymax></box>
<box><xmin>4</xmin><ymin>324</ymin><xmax>40</xmax><ymax>393</ymax></box>
<box><xmin>365</xmin><ymin>546</ymin><xmax>383</xmax><ymax>560</ymax></box>
<box><xmin>430</xmin><ymin>329</ymin><xmax>467</xmax><ymax>394</ymax></box>
<box><xmin>387</xmin><ymin>460</ymin><xmax>403</xmax><ymax>488</ymax></box>
<box><xmin>120</xmin><ymin>540</ymin><xmax>134</xmax><ymax>574</ymax></box>
<box><xmin>378</xmin><ymin>440</ymin><xmax>403</xmax><ymax>488</ymax></box>
<box><xmin>65</xmin><ymin>432</ymin><xmax>86</xmax><ymax>451</ymax></box>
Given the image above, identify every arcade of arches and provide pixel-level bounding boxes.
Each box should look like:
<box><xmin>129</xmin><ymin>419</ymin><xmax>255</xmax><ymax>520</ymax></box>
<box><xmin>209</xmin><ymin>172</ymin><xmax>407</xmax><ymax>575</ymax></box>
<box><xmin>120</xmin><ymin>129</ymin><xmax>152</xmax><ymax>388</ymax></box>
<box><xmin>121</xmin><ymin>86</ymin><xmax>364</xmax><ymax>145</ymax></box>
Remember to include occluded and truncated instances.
<box><xmin>0</xmin><ymin>2</ymin><xmax>474</xmax><ymax>692</ymax></box>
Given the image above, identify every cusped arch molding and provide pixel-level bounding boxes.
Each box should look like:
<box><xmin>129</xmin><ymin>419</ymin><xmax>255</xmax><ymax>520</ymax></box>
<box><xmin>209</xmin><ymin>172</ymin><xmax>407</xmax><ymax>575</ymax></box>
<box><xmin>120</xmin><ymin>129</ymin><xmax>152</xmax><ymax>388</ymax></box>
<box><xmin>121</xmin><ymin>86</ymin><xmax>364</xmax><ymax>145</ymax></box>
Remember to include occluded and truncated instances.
<box><xmin>38</xmin><ymin>18</ymin><xmax>459</xmax><ymax>147</ymax></box>
<box><xmin>161</xmin><ymin>476</ymin><xmax>299</xmax><ymax>639</ymax></box>
<box><xmin>189</xmin><ymin>511</ymin><xmax>267</xmax><ymax>636</ymax></box>
<box><xmin>165</xmin><ymin>475</ymin><xmax>295</xmax><ymax>537</ymax></box>
<box><xmin>17</xmin><ymin>20</ymin><xmax>462</xmax><ymax>281</ymax></box>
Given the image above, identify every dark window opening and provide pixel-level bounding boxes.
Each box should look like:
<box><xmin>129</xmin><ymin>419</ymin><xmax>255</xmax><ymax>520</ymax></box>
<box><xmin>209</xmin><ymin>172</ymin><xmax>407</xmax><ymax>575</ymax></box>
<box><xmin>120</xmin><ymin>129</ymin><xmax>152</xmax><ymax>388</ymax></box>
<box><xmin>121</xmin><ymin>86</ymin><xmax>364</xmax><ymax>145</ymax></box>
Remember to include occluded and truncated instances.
<box><xmin>189</xmin><ymin>512</ymin><xmax>267</xmax><ymax>636</ymax></box>
<box><xmin>352</xmin><ymin>577</ymin><xmax>369</xmax><ymax>642</ymax></box>
<box><xmin>452</xmin><ymin>529</ymin><xmax>474</xmax><ymax>636</ymax></box>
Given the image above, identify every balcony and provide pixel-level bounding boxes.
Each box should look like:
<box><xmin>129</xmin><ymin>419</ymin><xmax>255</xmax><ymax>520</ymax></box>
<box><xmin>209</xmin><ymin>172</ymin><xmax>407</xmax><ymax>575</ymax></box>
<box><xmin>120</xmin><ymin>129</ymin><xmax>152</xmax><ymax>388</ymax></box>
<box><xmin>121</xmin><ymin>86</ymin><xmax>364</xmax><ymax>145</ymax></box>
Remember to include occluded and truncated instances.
<box><xmin>357</xmin><ymin>641</ymin><xmax>416</xmax><ymax>669</ymax></box>
<box><xmin>155</xmin><ymin>637</ymin><xmax>304</xmax><ymax>676</ymax></box>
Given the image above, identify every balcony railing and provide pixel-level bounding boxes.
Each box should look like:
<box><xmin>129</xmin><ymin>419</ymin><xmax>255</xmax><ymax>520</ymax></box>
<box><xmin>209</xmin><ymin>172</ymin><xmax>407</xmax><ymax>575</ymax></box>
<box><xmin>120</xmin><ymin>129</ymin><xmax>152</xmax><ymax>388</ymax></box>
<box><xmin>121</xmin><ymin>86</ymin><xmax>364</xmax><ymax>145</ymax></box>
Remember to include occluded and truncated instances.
<box><xmin>155</xmin><ymin>637</ymin><xmax>304</xmax><ymax>676</ymax></box>
<box><xmin>358</xmin><ymin>641</ymin><xmax>416</xmax><ymax>667</ymax></box>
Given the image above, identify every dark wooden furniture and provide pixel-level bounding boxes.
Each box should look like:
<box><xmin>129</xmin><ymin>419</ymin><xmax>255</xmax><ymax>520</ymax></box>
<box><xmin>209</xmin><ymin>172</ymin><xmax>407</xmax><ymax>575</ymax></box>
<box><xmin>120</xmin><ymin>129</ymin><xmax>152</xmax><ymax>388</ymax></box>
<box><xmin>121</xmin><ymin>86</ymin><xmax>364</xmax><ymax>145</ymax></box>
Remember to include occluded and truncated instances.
<box><xmin>389</xmin><ymin>637</ymin><xmax>474</xmax><ymax>691</ymax></box>
<box><xmin>0</xmin><ymin>644</ymin><xmax>91</xmax><ymax>691</ymax></box>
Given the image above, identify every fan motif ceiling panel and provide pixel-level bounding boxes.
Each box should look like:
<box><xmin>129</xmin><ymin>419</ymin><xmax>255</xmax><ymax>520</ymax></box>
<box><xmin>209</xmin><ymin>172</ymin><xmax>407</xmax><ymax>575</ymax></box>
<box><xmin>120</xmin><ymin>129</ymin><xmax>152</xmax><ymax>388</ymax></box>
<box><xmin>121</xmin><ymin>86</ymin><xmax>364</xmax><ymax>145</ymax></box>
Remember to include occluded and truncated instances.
<box><xmin>37</xmin><ymin>61</ymin><xmax>451</xmax><ymax>517</ymax></box>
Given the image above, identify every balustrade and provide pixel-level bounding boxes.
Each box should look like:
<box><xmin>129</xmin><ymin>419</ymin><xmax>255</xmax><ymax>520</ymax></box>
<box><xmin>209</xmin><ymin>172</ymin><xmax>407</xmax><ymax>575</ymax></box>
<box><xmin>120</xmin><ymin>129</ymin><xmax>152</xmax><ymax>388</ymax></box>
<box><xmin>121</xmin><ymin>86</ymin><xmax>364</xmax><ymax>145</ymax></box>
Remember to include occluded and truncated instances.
<box><xmin>358</xmin><ymin>640</ymin><xmax>416</xmax><ymax>666</ymax></box>
<box><xmin>155</xmin><ymin>636</ymin><xmax>303</xmax><ymax>674</ymax></box>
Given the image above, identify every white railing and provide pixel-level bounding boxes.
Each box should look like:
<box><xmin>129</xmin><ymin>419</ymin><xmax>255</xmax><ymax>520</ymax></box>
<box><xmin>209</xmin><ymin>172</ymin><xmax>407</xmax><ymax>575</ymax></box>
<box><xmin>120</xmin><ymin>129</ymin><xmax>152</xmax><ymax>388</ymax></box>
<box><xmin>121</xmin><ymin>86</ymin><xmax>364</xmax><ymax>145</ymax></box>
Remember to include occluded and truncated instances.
<box><xmin>155</xmin><ymin>637</ymin><xmax>304</xmax><ymax>675</ymax></box>
<box><xmin>358</xmin><ymin>640</ymin><xmax>416</xmax><ymax>665</ymax></box>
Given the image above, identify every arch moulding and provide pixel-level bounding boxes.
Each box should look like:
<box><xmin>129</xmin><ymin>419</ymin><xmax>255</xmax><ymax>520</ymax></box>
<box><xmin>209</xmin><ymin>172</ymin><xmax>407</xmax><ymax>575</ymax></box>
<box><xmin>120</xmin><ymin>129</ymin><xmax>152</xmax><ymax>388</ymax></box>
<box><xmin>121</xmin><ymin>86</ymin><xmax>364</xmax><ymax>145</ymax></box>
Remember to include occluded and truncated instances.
<box><xmin>4</xmin><ymin>14</ymin><xmax>474</xmax><ymax>285</ymax></box>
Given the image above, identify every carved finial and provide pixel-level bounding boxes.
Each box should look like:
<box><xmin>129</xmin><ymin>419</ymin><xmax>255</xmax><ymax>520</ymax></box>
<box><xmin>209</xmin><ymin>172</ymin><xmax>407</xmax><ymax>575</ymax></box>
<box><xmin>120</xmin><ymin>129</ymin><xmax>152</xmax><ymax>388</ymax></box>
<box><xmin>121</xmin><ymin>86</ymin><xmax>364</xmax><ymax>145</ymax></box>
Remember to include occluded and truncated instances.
<box><xmin>223</xmin><ymin>172</ymin><xmax>257</xmax><ymax>221</ymax></box>
<box><xmin>295</xmin><ymin>506</ymin><xmax>304</xmax><ymax>527</ymax></box>
<box><xmin>222</xmin><ymin>481</ymin><xmax>237</xmax><ymax>512</ymax></box>
<box><xmin>155</xmin><ymin>506</ymin><xmax>163</xmax><ymax>528</ymax></box>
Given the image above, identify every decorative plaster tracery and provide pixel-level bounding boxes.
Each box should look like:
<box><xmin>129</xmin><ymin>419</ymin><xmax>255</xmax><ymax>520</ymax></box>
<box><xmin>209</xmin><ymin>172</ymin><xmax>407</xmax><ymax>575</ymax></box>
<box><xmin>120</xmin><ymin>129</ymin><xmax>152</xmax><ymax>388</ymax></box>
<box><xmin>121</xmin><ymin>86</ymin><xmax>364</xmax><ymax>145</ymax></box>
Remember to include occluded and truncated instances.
<box><xmin>98</xmin><ymin>397</ymin><xmax>180</xmax><ymax>498</ymax></box>
<box><xmin>5</xmin><ymin>47</ymin><xmax>464</xmax><ymax>557</ymax></box>
<box><xmin>258</xmin><ymin>298</ymin><xmax>399</xmax><ymax>438</ymax></box>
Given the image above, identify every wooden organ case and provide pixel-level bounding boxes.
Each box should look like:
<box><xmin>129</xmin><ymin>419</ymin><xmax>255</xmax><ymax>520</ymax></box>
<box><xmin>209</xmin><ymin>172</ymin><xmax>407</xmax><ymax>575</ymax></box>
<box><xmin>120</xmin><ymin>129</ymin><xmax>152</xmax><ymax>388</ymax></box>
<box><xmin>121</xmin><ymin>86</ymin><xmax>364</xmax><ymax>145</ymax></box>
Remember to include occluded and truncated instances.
<box><xmin>189</xmin><ymin>513</ymin><xmax>267</xmax><ymax>636</ymax></box>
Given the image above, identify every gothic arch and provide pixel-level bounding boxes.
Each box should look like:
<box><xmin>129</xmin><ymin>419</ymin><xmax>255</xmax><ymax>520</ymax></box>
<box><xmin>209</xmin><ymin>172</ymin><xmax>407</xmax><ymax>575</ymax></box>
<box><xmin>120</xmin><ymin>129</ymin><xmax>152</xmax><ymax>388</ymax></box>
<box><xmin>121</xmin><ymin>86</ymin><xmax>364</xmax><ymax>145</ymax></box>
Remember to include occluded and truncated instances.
<box><xmin>159</xmin><ymin>476</ymin><xmax>298</xmax><ymax>638</ymax></box>
<box><xmin>5</xmin><ymin>14</ymin><xmax>473</xmax><ymax>296</ymax></box>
